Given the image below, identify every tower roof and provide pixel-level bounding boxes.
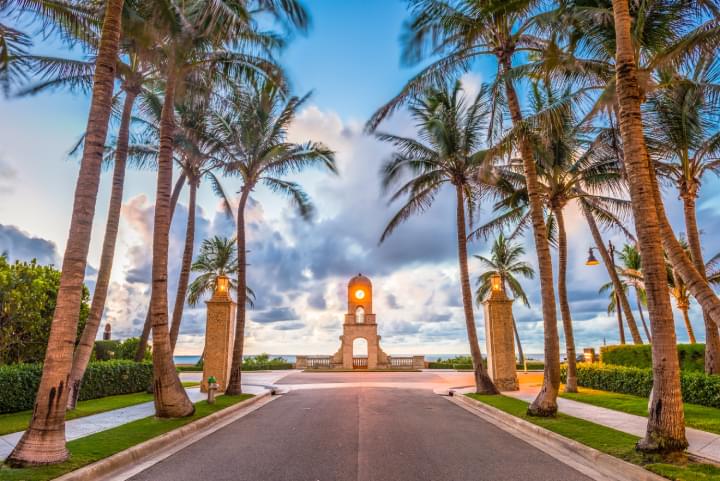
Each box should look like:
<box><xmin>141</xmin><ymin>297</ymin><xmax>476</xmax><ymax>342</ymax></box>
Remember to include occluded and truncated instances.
<box><xmin>348</xmin><ymin>273</ymin><xmax>371</xmax><ymax>287</ymax></box>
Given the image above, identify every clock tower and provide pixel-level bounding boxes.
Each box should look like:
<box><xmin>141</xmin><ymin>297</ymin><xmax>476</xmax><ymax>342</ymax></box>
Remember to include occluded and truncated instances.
<box><xmin>332</xmin><ymin>274</ymin><xmax>388</xmax><ymax>369</ymax></box>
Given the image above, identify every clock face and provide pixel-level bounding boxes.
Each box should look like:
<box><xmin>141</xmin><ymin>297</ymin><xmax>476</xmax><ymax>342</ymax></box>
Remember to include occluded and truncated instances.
<box><xmin>354</xmin><ymin>289</ymin><xmax>365</xmax><ymax>300</ymax></box>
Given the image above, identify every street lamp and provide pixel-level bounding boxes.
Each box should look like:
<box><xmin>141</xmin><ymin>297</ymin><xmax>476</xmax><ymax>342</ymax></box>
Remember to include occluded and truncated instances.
<box><xmin>586</xmin><ymin>241</ymin><xmax>625</xmax><ymax>344</ymax></box>
<box><xmin>585</xmin><ymin>248</ymin><xmax>600</xmax><ymax>266</ymax></box>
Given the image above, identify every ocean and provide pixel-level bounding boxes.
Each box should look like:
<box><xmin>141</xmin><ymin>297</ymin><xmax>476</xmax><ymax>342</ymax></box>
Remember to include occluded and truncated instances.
<box><xmin>173</xmin><ymin>353</ymin><xmax>547</xmax><ymax>365</ymax></box>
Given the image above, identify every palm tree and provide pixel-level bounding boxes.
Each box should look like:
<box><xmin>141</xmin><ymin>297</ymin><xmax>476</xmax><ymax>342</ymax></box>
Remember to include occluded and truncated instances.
<box><xmin>6</xmin><ymin>0</ymin><xmax>126</xmax><ymax>467</ymax></box>
<box><xmin>15</xmin><ymin>2</ymin><xmax>164</xmax><ymax>410</ymax></box>
<box><xmin>168</xmin><ymin>95</ymin><xmax>234</xmax><ymax>351</ymax></box>
<box><xmin>474</xmin><ymin>83</ymin><xmax>637</xmax><ymax>391</ymax></box>
<box><xmin>377</xmin><ymin>81</ymin><xmax>498</xmax><ymax>395</ymax></box>
<box><xmin>187</xmin><ymin>236</ymin><xmax>255</xmax><ymax>307</ymax></box>
<box><xmin>474</xmin><ymin>233</ymin><xmax>534</xmax><ymax>366</ymax></box>
<box><xmin>611</xmin><ymin>0</ymin><xmax>687</xmax><ymax>453</ymax></box>
<box><xmin>617</xmin><ymin>244</ymin><xmax>652</xmax><ymax>342</ymax></box>
<box><xmin>138</xmin><ymin>0</ymin><xmax>292</xmax><ymax>415</ymax></box>
<box><xmin>215</xmin><ymin>81</ymin><xmax>336</xmax><ymax>395</ymax></box>
<box><xmin>542</xmin><ymin>0</ymin><xmax>720</xmax><ymax>375</ymax></box>
<box><xmin>369</xmin><ymin>0</ymin><xmax>560</xmax><ymax>415</ymax></box>
<box><xmin>646</xmin><ymin>58</ymin><xmax>720</xmax><ymax>371</ymax></box>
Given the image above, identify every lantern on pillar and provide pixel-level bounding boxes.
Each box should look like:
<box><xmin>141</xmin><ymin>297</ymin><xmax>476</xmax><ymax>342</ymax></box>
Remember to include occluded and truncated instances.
<box><xmin>215</xmin><ymin>275</ymin><xmax>229</xmax><ymax>298</ymax></box>
<box><xmin>491</xmin><ymin>273</ymin><xmax>503</xmax><ymax>293</ymax></box>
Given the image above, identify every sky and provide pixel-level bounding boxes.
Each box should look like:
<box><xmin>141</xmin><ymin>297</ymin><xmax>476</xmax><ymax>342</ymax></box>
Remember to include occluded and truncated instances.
<box><xmin>1</xmin><ymin>0</ymin><xmax>720</xmax><ymax>357</ymax></box>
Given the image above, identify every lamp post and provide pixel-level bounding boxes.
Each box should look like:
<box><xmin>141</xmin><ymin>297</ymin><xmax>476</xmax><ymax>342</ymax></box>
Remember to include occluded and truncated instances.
<box><xmin>587</xmin><ymin>240</ymin><xmax>626</xmax><ymax>345</ymax></box>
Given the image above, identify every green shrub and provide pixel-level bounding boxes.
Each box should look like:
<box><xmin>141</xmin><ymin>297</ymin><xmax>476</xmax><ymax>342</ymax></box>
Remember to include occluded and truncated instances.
<box><xmin>600</xmin><ymin>344</ymin><xmax>705</xmax><ymax>372</ymax></box>
<box><xmin>561</xmin><ymin>363</ymin><xmax>720</xmax><ymax>409</ymax></box>
<box><xmin>0</xmin><ymin>257</ymin><xmax>89</xmax><ymax>364</ymax></box>
<box><xmin>242</xmin><ymin>353</ymin><xmax>293</xmax><ymax>370</ymax></box>
<box><xmin>452</xmin><ymin>363</ymin><xmax>474</xmax><ymax>370</ymax></box>
<box><xmin>520</xmin><ymin>361</ymin><xmax>545</xmax><ymax>370</ymax></box>
<box><xmin>92</xmin><ymin>337</ymin><xmax>150</xmax><ymax>361</ymax></box>
<box><xmin>0</xmin><ymin>361</ymin><xmax>153</xmax><ymax>414</ymax></box>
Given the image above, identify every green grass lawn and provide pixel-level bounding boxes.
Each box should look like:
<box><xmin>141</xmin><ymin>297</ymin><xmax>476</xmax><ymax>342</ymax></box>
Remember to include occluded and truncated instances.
<box><xmin>0</xmin><ymin>381</ymin><xmax>201</xmax><ymax>436</ymax></box>
<box><xmin>0</xmin><ymin>394</ymin><xmax>253</xmax><ymax>481</ymax></box>
<box><xmin>560</xmin><ymin>387</ymin><xmax>720</xmax><ymax>436</ymax></box>
<box><xmin>467</xmin><ymin>394</ymin><xmax>720</xmax><ymax>481</ymax></box>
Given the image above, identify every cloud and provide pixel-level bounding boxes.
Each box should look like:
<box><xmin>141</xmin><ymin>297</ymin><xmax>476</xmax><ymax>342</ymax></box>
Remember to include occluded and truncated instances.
<box><xmin>0</xmin><ymin>224</ymin><xmax>59</xmax><ymax>265</ymax></box>
<box><xmin>251</xmin><ymin>307</ymin><xmax>300</xmax><ymax>323</ymax></box>
<box><xmin>81</xmin><ymin>101</ymin><xmax>720</xmax><ymax>356</ymax></box>
<box><xmin>0</xmin><ymin>158</ymin><xmax>17</xmax><ymax>195</ymax></box>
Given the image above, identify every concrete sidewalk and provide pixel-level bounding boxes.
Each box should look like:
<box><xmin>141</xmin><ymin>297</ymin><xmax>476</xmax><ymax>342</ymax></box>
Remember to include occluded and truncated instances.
<box><xmin>0</xmin><ymin>370</ymin><xmax>294</xmax><ymax>461</ymax></box>
<box><xmin>504</xmin><ymin>384</ymin><xmax>720</xmax><ymax>462</ymax></box>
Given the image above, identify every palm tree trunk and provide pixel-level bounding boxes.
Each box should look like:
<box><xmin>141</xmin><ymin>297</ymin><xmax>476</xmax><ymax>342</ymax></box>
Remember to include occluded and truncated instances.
<box><xmin>135</xmin><ymin>172</ymin><xmax>187</xmax><ymax>362</ymax></box>
<box><xmin>226</xmin><ymin>187</ymin><xmax>251</xmax><ymax>395</ymax></box>
<box><xmin>612</xmin><ymin>0</ymin><xmax>687</xmax><ymax>452</ymax></box>
<box><xmin>6</xmin><ymin>0</ymin><xmax>125</xmax><ymax>467</ymax></box>
<box><xmin>512</xmin><ymin>317</ymin><xmax>525</xmax><ymax>366</ymax></box>
<box><xmin>679</xmin><ymin>304</ymin><xmax>697</xmax><ymax>344</ymax></box>
<box><xmin>553</xmin><ymin>207</ymin><xmax>578</xmax><ymax>393</ymax></box>
<box><xmin>636</xmin><ymin>291</ymin><xmax>652</xmax><ymax>342</ymax></box>
<box><xmin>501</xmin><ymin>56</ymin><xmax>560</xmax><ymax>415</ymax></box>
<box><xmin>455</xmin><ymin>185</ymin><xmax>498</xmax><ymax>394</ymax></box>
<box><xmin>149</xmin><ymin>61</ymin><xmax>194</xmax><ymax>418</ymax></box>
<box><xmin>583</xmin><ymin>207</ymin><xmax>643</xmax><ymax>343</ymax></box>
<box><xmin>169</xmin><ymin>177</ymin><xmax>197</xmax><ymax>351</ymax></box>
<box><xmin>67</xmin><ymin>88</ymin><xmax>139</xmax><ymax>410</ymax></box>
<box><xmin>616</xmin><ymin>291</ymin><xmax>626</xmax><ymax>344</ymax></box>
<box><xmin>681</xmin><ymin>192</ymin><xmax>720</xmax><ymax>373</ymax></box>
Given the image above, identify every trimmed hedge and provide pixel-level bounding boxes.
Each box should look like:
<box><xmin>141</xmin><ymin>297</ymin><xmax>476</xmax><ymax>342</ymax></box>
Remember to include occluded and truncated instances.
<box><xmin>242</xmin><ymin>362</ymin><xmax>293</xmax><ymax>371</ymax></box>
<box><xmin>600</xmin><ymin>344</ymin><xmax>705</xmax><ymax>372</ymax></box>
<box><xmin>561</xmin><ymin>363</ymin><xmax>720</xmax><ymax>409</ymax></box>
<box><xmin>427</xmin><ymin>360</ymin><xmax>545</xmax><ymax>370</ymax></box>
<box><xmin>0</xmin><ymin>361</ymin><xmax>153</xmax><ymax>414</ymax></box>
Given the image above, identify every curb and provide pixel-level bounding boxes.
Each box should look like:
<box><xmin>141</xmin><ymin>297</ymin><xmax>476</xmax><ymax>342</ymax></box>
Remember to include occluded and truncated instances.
<box><xmin>449</xmin><ymin>393</ymin><xmax>666</xmax><ymax>481</ymax></box>
<box><xmin>55</xmin><ymin>391</ymin><xmax>273</xmax><ymax>481</ymax></box>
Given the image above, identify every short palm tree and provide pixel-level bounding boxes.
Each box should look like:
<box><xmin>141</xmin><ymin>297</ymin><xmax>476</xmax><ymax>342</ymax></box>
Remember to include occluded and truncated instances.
<box><xmin>377</xmin><ymin>80</ymin><xmax>498</xmax><ymax>395</ymax></box>
<box><xmin>187</xmin><ymin>236</ymin><xmax>255</xmax><ymax>307</ymax></box>
<box><xmin>474</xmin><ymin>233</ymin><xmax>534</xmax><ymax>366</ymax></box>
<box><xmin>215</xmin><ymin>81</ymin><xmax>336</xmax><ymax>395</ymax></box>
<box><xmin>617</xmin><ymin>244</ymin><xmax>652</xmax><ymax>342</ymax></box>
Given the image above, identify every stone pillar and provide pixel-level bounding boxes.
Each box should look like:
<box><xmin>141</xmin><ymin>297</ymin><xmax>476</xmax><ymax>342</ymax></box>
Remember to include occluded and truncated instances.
<box><xmin>201</xmin><ymin>280</ymin><xmax>236</xmax><ymax>393</ymax></box>
<box><xmin>483</xmin><ymin>285</ymin><xmax>519</xmax><ymax>391</ymax></box>
<box><xmin>412</xmin><ymin>355</ymin><xmax>425</xmax><ymax>370</ymax></box>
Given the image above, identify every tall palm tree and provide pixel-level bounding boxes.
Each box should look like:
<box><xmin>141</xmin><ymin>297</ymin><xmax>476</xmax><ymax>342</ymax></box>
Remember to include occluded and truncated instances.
<box><xmin>541</xmin><ymin>0</ymin><xmax>720</xmax><ymax>374</ymax></box>
<box><xmin>15</xmin><ymin>3</ymin><xmax>164</xmax><ymax>410</ymax></box>
<box><xmin>611</xmin><ymin>0</ymin><xmax>687</xmax><ymax>453</ymax></box>
<box><xmin>646</xmin><ymin>58</ymin><xmax>720</xmax><ymax>371</ymax></box>
<box><xmin>474</xmin><ymin>83</ymin><xmax>637</xmax><ymax>391</ymax></box>
<box><xmin>215</xmin><ymin>82</ymin><xmax>336</xmax><ymax>395</ymax></box>
<box><xmin>474</xmin><ymin>233</ymin><xmax>535</xmax><ymax>366</ymax></box>
<box><xmin>138</xmin><ymin>0</ymin><xmax>292</xmax><ymax>415</ymax></box>
<box><xmin>369</xmin><ymin>0</ymin><xmax>560</xmax><ymax>415</ymax></box>
<box><xmin>187</xmin><ymin>236</ymin><xmax>255</xmax><ymax>307</ymax></box>
<box><xmin>377</xmin><ymin>81</ymin><xmax>498</xmax><ymax>394</ymax></box>
<box><xmin>6</xmin><ymin>0</ymin><xmax>126</xmax><ymax>467</ymax></box>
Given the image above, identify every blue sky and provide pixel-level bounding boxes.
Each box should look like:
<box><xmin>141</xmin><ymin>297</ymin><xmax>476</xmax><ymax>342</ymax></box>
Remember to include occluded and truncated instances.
<box><xmin>0</xmin><ymin>1</ymin><xmax>718</xmax><ymax>356</ymax></box>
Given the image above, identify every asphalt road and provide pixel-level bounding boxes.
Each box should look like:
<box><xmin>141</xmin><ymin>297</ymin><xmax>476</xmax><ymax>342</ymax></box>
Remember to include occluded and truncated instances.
<box><xmin>128</xmin><ymin>385</ymin><xmax>591</xmax><ymax>481</ymax></box>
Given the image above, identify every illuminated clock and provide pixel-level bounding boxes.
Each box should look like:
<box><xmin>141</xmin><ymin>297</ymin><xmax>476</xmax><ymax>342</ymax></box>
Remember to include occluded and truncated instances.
<box><xmin>354</xmin><ymin>289</ymin><xmax>365</xmax><ymax>300</ymax></box>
